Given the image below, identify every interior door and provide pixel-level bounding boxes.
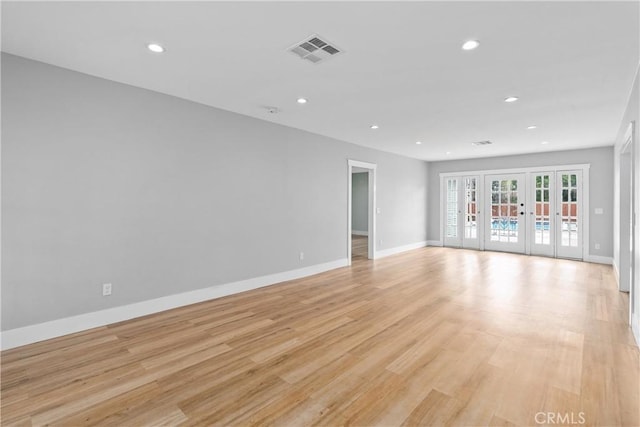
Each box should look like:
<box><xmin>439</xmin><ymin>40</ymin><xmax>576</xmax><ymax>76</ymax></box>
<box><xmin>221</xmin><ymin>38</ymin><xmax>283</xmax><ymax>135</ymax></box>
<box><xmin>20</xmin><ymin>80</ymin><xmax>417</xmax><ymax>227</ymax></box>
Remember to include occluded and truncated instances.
<box><xmin>556</xmin><ymin>170</ymin><xmax>583</xmax><ymax>259</ymax></box>
<box><xmin>530</xmin><ymin>172</ymin><xmax>555</xmax><ymax>257</ymax></box>
<box><xmin>485</xmin><ymin>174</ymin><xmax>526</xmax><ymax>253</ymax></box>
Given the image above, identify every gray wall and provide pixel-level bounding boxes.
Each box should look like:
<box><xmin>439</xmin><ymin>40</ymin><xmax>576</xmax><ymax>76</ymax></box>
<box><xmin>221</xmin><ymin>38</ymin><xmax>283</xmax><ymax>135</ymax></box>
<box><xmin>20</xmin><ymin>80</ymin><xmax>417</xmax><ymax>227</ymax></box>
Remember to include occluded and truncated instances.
<box><xmin>1</xmin><ymin>54</ymin><xmax>429</xmax><ymax>330</ymax></box>
<box><xmin>351</xmin><ymin>172</ymin><xmax>368</xmax><ymax>232</ymax></box>
<box><xmin>427</xmin><ymin>147</ymin><xmax>614</xmax><ymax>257</ymax></box>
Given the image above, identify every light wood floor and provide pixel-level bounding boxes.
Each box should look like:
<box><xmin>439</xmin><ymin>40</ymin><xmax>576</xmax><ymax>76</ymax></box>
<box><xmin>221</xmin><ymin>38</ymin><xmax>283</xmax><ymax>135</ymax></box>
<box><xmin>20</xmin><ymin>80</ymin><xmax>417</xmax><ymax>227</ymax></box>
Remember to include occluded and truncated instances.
<box><xmin>352</xmin><ymin>235</ymin><xmax>368</xmax><ymax>261</ymax></box>
<box><xmin>2</xmin><ymin>248</ymin><xmax>638</xmax><ymax>426</ymax></box>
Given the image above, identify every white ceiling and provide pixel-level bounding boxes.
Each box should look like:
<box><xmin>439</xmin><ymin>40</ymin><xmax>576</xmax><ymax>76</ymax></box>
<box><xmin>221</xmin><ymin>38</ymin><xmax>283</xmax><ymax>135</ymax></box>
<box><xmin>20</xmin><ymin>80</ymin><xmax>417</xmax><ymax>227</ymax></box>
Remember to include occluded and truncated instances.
<box><xmin>2</xmin><ymin>1</ymin><xmax>639</xmax><ymax>161</ymax></box>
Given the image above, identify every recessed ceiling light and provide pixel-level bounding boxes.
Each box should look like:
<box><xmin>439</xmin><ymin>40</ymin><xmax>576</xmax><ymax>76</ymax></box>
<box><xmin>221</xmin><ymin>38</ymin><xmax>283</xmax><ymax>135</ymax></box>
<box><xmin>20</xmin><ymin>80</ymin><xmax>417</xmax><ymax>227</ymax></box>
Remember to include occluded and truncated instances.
<box><xmin>296</xmin><ymin>98</ymin><xmax>308</xmax><ymax>104</ymax></box>
<box><xmin>416</xmin><ymin>141</ymin><xmax>422</xmax><ymax>145</ymax></box>
<box><xmin>370</xmin><ymin>125</ymin><xmax>379</xmax><ymax>130</ymax></box>
<box><xmin>527</xmin><ymin>125</ymin><xmax>537</xmax><ymax>130</ymax></box>
<box><xmin>541</xmin><ymin>141</ymin><xmax>550</xmax><ymax>145</ymax></box>
<box><xmin>147</xmin><ymin>43</ymin><xmax>165</xmax><ymax>53</ymax></box>
<box><xmin>462</xmin><ymin>40</ymin><xmax>480</xmax><ymax>51</ymax></box>
<box><xmin>504</xmin><ymin>96</ymin><xmax>519</xmax><ymax>103</ymax></box>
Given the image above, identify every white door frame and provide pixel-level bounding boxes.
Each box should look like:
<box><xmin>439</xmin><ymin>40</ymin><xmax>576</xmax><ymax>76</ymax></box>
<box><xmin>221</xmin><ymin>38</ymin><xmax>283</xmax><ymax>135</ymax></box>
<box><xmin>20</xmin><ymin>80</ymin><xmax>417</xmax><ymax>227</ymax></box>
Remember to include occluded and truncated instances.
<box><xmin>348</xmin><ymin>159</ymin><xmax>377</xmax><ymax>264</ymax></box>
<box><xmin>621</xmin><ymin>121</ymin><xmax>637</xmax><ymax>338</ymax></box>
<box><xmin>620</xmin><ymin>137</ymin><xmax>633</xmax><ymax>292</ymax></box>
<box><xmin>443</xmin><ymin>176</ymin><xmax>463</xmax><ymax>247</ymax></box>
<box><xmin>484</xmin><ymin>173</ymin><xmax>526</xmax><ymax>254</ymax></box>
<box><xmin>528</xmin><ymin>171</ymin><xmax>556</xmax><ymax>257</ymax></box>
<box><xmin>440</xmin><ymin>163</ymin><xmax>590</xmax><ymax>260</ymax></box>
<box><xmin>440</xmin><ymin>175</ymin><xmax>485</xmax><ymax>249</ymax></box>
<box><xmin>462</xmin><ymin>176</ymin><xmax>481</xmax><ymax>250</ymax></box>
<box><xmin>556</xmin><ymin>169</ymin><xmax>584</xmax><ymax>260</ymax></box>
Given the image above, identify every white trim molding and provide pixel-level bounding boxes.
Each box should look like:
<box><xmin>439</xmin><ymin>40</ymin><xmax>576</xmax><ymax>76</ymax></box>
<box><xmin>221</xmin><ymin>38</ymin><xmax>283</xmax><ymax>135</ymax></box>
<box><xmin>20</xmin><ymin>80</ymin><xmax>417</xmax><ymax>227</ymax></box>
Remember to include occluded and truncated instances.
<box><xmin>427</xmin><ymin>240</ymin><xmax>443</xmax><ymax>247</ymax></box>
<box><xmin>0</xmin><ymin>258</ymin><xmax>349</xmax><ymax>350</ymax></box>
<box><xmin>439</xmin><ymin>163</ymin><xmax>591</xmax><ymax>179</ymax></box>
<box><xmin>375</xmin><ymin>241</ymin><xmax>427</xmax><ymax>259</ymax></box>
<box><xmin>583</xmin><ymin>255</ymin><xmax>613</xmax><ymax>265</ymax></box>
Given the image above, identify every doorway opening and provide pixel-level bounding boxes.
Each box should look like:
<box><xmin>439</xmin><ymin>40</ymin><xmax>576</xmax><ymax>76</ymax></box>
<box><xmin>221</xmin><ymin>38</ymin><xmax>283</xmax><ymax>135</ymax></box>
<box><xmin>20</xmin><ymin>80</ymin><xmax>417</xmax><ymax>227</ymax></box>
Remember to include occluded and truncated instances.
<box><xmin>348</xmin><ymin>160</ymin><xmax>376</xmax><ymax>265</ymax></box>
<box><xmin>620</xmin><ymin>122</ymin><xmax>637</xmax><ymax>338</ymax></box>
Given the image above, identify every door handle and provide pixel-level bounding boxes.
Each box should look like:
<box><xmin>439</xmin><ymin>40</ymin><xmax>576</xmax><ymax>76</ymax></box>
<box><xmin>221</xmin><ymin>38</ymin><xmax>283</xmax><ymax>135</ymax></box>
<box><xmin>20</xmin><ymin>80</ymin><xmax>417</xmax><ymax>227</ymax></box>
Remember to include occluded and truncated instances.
<box><xmin>520</xmin><ymin>212</ymin><xmax>525</xmax><ymax>215</ymax></box>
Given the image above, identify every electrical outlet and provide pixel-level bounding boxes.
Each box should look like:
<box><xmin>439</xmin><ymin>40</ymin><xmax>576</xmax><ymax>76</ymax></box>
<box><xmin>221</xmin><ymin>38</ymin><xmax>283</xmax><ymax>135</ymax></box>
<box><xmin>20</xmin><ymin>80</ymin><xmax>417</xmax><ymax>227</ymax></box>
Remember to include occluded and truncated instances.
<box><xmin>102</xmin><ymin>283</ymin><xmax>112</xmax><ymax>296</ymax></box>
<box><xmin>595</xmin><ymin>243</ymin><xmax>600</xmax><ymax>250</ymax></box>
<box><xmin>299</xmin><ymin>252</ymin><xmax>304</xmax><ymax>261</ymax></box>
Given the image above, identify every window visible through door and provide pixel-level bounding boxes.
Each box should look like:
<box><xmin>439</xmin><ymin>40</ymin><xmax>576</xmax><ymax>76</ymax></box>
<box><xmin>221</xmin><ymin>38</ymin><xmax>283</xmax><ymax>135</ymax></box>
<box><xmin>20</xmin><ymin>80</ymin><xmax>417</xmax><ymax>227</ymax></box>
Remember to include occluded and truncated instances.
<box><xmin>464</xmin><ymin>177</ymin><xmax>478</xmax><ymax>240</ymax></box>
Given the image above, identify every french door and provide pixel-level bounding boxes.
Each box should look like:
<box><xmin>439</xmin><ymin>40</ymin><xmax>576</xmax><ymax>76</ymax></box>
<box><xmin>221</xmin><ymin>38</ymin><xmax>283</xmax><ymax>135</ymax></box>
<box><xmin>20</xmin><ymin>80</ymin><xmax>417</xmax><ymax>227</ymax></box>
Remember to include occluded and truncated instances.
<box><xmin>443</xmin><ymin>176</ymin><xmax>479</xmax><ymax>249</ymax></box>
<box><xmin>555</xmin><ymin>170</ymin><xmax>583</xmax><ymax>259</ymax></box>
<box><xmin>529</xmin><ymin>172</ymin><xmax>555</xmax><ymax>257</ymax></box>
<box><xmin>442</xmin><ymin>168</ymin><xmax>585</xmax><ymax>260</ymax></box>
<box><xmin>484</xmin><ymin>174</ymin><xmax>526</xmax><ymax>253</ymax></box>
<box><xmin>528</xmin><ymin>170</ymin><xmax>583</xmax><ymax>259</ymax></box>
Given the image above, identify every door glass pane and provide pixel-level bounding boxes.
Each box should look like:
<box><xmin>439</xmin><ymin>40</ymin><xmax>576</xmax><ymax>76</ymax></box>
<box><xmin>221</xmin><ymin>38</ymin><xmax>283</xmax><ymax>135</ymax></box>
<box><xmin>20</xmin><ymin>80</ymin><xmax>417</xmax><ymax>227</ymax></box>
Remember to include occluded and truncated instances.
<box><xmin>446</xmin><ymin>179</ymin><xmax>458</xmax><ymax>237</ymax></box>
<box><xmin>561</xmin><ymin>174</ymin><xmax>578</xmax><ymax>247</ymax></box>
<box><xmin>490</xmin><ymin>179</ymin><xmax>519</xmax><ymax>243</ymax></box>
<box><xmin>534</xmin><ymin>174</ymin><xmax>551</xmax><ymax>245</ymax></box>
<box><xmin>464</xmin><ymin>178</ymin><xmax>477</xmax><ymax>239</ymax></box>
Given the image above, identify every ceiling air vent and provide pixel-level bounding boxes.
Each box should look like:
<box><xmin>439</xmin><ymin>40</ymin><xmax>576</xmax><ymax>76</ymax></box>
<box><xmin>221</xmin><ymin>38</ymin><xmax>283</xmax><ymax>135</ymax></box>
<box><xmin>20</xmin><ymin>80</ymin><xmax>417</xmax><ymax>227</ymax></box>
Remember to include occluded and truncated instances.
<box><xmin>471</xmin><ymin>140</ymin><xmax>493</xmax><ymax>146</ymax></box>
<box><xmin>288</xmin><ymin>34</ymin><xmax>343</xmax><ymax>64</ymax></box>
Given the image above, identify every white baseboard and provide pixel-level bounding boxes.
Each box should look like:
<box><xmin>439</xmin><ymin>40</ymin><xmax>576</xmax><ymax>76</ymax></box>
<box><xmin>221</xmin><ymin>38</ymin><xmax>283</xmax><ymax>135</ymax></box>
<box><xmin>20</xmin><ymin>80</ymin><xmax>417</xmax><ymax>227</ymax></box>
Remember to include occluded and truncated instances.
<box><xmin>352</xmin><ymin>230</ymin><xmax>368</xmax><ymax>236</ymax></box>
<box><xmin>375</xmin><ymin>241</ymin><xmax>427</xmax><ymax>259</ymax></box>
<box><xmin>584</xmin><ymin>255</ymin><xmax>613</xmax><ymax>265</ymax></box>
<box><xmin>0</xmin><ymin>258</ymin><xmax>349</xmax><ymax>350</ymax></box>
<box><xmin>427</xmin><ymin>240</ymin><xmax>443</xmax><ymax>247</ymax></box>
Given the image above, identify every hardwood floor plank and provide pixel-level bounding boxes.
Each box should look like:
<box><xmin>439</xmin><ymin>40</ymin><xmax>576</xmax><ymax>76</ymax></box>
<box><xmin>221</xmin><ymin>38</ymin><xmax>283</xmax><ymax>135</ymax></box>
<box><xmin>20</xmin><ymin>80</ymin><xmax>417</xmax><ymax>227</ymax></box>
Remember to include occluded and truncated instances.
<box><xmin>401</xmin><ymin>389</ymin><xmax>463</xmax><ymax>426</ymax></box>
<box><xmin>50</xmin><ymin>382</ymin><xmax>164</xmax><ymax>427</ymax></box>
<box><xmin>1</xmin><ymin>247</ymin><xmax>638</xmax><ymax>426</ymax></box>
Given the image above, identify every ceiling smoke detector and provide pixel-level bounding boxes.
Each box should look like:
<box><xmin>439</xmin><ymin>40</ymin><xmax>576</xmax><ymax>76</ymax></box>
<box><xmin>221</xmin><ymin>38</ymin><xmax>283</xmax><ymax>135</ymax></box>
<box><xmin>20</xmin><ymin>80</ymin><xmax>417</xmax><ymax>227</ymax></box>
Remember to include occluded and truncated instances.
<box><xmin>288</xmin><ymin>34</ymin><xmax>343</xmax><ymax>64</ymax></box>
<box><xmin>471</xmin><ymin>140</ymin><xmax>493</xmax><ymax>146</ymax></box>
<box><xmin>264</xmin><ymin>106</ymin><xmax>280</xmax><ymax>114</ymax></box>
